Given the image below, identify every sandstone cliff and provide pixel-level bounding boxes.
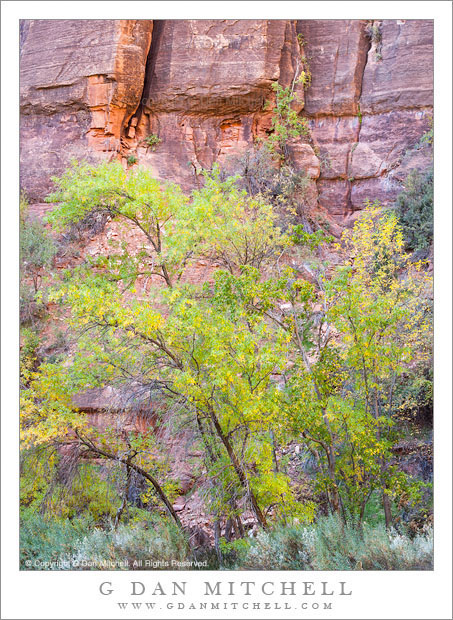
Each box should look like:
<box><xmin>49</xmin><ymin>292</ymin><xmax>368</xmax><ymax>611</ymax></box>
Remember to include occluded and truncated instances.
<box><xmin>20</xmin><ymin>18</ymin><xmax>433</xmax><ymax>226</ymax></box>
<box><xmin>20</xmin><ymin>19</ymin><xmax>153</xmax><ymax>199</ymax></box>
<box><xmin>298</xmin><ymin>19</ymin><xmax>433</xmax><ymax>224</ymax></box>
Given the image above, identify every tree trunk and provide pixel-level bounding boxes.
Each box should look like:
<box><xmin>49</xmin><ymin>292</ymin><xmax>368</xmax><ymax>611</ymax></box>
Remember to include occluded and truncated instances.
<box><xmin>214</xmin><ymin>519</ymin><xmax>223</xmax><ymax>566</ymax></box>
<box><xmin>327</xmin><ymin>453</ymin><xmax>341</xmax><ymax>514</ymax></box>
<box><xmin>383</xmin><ymin>491</ymin><xmax>392</xmax><ymax>529</ymax></box>
<box><xmin>235</xmin><ymin>515</ymin><xmax>245</xmax><ymax>538</ymax></box>
<box><xmin>270</xmin><ymin>428</ymin><xmax>279</xmax><ymax>473</ymax></box>
<box><xmin>372</xmin><ymin>392</ymin><xmax>392</xmax><ymax>529</ymax></box>
<box><xmin>114</xmin><ymin>465</ymin><xmax>132</xmax><ymax>529</ymax></box>
<box><xmin>207</xmin><ymin>405</ymin><xmax>268</xmax><ymax>529</ymax></box>
<box><xmin>224</xmin><ymin>518</ymin><xmax>234</xmax><ymax>542</ymax></box>
<box><xmin>297</xmin><ymin>341</ymin><xmax>341</xmax><ymax>516</ymax></box>
<box><xmin>76</xmin><ymin>433</ymin><xmax>184</xmax><ymax>531</ymax></box>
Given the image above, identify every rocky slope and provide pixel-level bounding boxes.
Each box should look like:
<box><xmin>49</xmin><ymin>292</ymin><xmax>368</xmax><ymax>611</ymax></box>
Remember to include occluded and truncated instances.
<box><xmin>20</xmin><ymin>18</ymin><xmax>433</xmax><ymax>225</ymax></box>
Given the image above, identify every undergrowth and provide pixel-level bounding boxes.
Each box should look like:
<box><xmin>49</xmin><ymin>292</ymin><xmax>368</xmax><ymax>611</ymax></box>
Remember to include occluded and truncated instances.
<box><xmin>20</xmin><ymin>513</ymin><xmax>433</xmax><ymax>571</ymax></box>
<box><xmin>234</xmin><ymin>515</ymin><xmax>433</xmax><ymax>571</ymax></box>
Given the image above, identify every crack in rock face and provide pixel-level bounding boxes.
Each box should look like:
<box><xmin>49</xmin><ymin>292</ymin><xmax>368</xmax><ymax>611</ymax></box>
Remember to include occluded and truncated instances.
<box><xmin>20</xmin><ymin>18</ymin><xmax>432</xmax><ymax>227</ymax></box>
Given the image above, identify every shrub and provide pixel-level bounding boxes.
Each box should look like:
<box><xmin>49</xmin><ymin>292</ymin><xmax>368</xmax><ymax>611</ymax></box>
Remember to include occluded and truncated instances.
<box><xmin>127</xmin><ymin>154</ymin><xmax>138</xmax><ymax>166</ymax></box>
<box><xmin>20</xmin><ymin>219</ymin><xmax>57</xmax><ymax>293</ymax></box>
<box><xmin>224</xmin><ymin>146</ymin><xmax>277</xmax><ymax>196</ymax></box>
<box><xmin>20</xmin><ymin>511</ymin><xmax>433</xmax><ymax>571</ymax></box>
<box><xmin>20</xmin><ymin>511</ymin><xmax>192</xmax><ymax>570</ymax></box>
<box><xmin>66</xmin><ymin>519</ymin><xmax>190</xmax><ymax>570</ymax></box>
<box><xmin>266</xmin><ymin>81</ymin><xmax>310</xmax><ymax>160</ymax></box>
<box><xmin>20</xmin><ymin>328</ymin><xmax>40</xmax><ymax>370</ymax></box>
<box><xmin>21</xmin><ymin>457</ymin><xmax>121</xmax><ymax>523</ymax></box>
<box><xmin>47</xmin><ymin>467</ymin><xmax>120</xmax><ymax>522</ymax></box>
<box><xmin>366</xmin><ymin>23</ymin><xmax>382</xmax><ymax>43</ymax></box>
<box><xmin>60</xmin><ymin>210</ymin><xmax>109</xmax><ymax>243</ymax></box>
<box><xmin>19</xmin><ymin>204</ymin><xmax>57</xmax><ymax>324</ymax></box>
<box><xmin>236</xmin><ymin>524</ymin><xmax>314</xmax><ymax>570</ymax></box>
<box><xmin>392</xmin><ymin>366</ymin><xmax>433</xmax><ymax>428</ymax></box>
<box><xmin>143</xmin><ymin>134</ymin><xmax>161</xmax><ymax>150</ymax></box>
<box><xmin>20</xmin><ymin>511</ymin><xmax>93</xmax><ymax>569</ymax></box>
<box><xmin>222</xmin><ymin>146</ymin><xmax>323</xmax><ymax>232</ymax></box>
<box><xmin>20</xmin><ymin>282</ymin><xmax>49</xmax><ymax>326</ymax></box>
<box><xmin>20</xmin><ymin>190</ymin><xmax>29</xmax><ymax>224</ymax></box>
<box><xmin>395</xmin><ymin>168</ymin><xmax>433</xmax><ymax>251</ymax></box>
<box><xmin>312</xmin><ymin>515</ymin><xmax>433</xmax><ymax>570</ymax></box>
<box><xmin>235</xmin><ymin>515</ymin><xmax>433</xmax><ymax>570</ymax></box>
<box><xmin>19</xmin><ymin>214</ymin><xmax>57</xmax><ymax>325</ymax></box>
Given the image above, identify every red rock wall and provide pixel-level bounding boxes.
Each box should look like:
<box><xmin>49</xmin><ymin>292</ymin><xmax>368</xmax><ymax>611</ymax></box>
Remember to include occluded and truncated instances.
<box><xmin>20</xmin><ymin>19</ymin><xmax>433</xmax><ymax>225</ymax></box>
<box><xmin>20</xmin><ymin>19</ymin><xmax>153</xmax><ymax>200</ymax></box>
<box><xmin>297</xmin><ymin>19</ymin><xmax>433</xmax><ymax>225</ymax></box>
<box><xmin>125</xmin><ymin>19</ymin><xmax>308</xmax><ymax>190</ymax></box>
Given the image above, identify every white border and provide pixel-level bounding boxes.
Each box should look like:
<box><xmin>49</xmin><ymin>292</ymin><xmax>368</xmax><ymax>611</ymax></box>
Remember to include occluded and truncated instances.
<box><xmin>2</xmin><ymin>2</ymin><xmax>452</xmax><ymax>619</ymax></box>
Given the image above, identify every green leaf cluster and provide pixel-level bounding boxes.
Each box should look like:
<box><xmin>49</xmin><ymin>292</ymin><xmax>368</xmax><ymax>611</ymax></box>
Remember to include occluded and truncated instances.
<box><xmin>22</xmin><ymin>162</ymin><xmax>432</xmax><ymax>538</ymax></box>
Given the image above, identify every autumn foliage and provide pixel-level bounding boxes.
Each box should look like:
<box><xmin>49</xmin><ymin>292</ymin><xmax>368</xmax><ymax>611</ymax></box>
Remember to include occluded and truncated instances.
<box><xmin>20</xmin><ymin>161</ymin><xmax>433</xmax><ymax>568</ymax></box>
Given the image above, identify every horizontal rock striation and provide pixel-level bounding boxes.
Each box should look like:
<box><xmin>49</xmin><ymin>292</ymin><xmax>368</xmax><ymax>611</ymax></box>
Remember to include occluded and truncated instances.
<box><xmin>297</xmin><ymin>19</ymin><xmax>433</xmax><ymax>224</ymax></box>
<box><xmin>128</xmin><ymin>19</ymin><xmax>309</xmax><ymax>190</ymax></box>
<box><xmin>20</xmin><ymin>18</ymin><xmax>433</xmax><ymax>226</ymax></box>
<box><xmin>20</xmin><ymin>19</ymin><xmax>153</xmax><ymax>200</ymax></box>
